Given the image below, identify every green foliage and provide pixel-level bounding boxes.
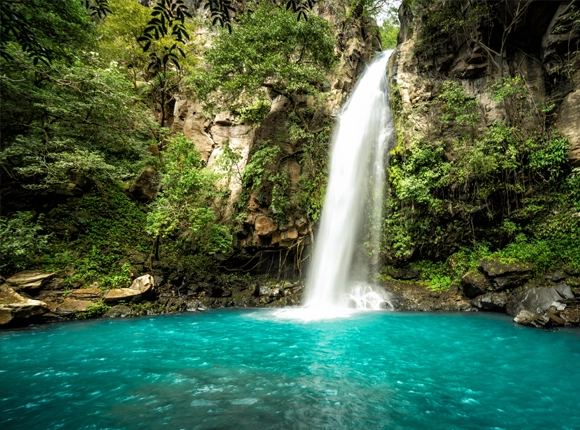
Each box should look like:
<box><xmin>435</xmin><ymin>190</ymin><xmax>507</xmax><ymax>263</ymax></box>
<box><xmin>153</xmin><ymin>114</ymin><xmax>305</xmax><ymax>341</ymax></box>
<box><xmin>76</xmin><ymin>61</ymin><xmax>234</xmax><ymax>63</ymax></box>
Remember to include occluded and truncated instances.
<box><xmin>526</xmin><ymin>133</ymin><xmax>570</xmax><ymax>181</ymax></box>
<box><xmin>242</xmin><ymin>144</ymin><xmax>290</xmax><ymax>223</ymax></box>
<box><xmin>76</xmin><ymin>301</ymin><xmax>111</xmax><ymax>320</ymax></box>
<box><xmin>189</xmin><ymin>3</ymin><xmax>336</xmax><ymax>104</ymax></box>
<box><xmin>438</xmin><ymin>81</ymin><xmax>480</xmax><ymax>126</ymax></box>
<box><xmin>137</xmin><ymin>0</ymin><xmax>192</xmax><ymax>72</ymax></box>
<box><xmin>232</xmin><ymin>99</ymin><xmax>271</xmax><ymax>124</ymax></box>
<box><xmin>243</xmin><ymin>145</ymin><xmax>282</xmax><ymax>191</ymax></box>
<box><xmin>0</xmin><ymin>0</ymin><xmax>95</xmax><ymax>64</ymax></box>
<box><xmin>385</xmin><ymin>77</ymin><xmax>576</xmax><ymax>266</ymax></box>
<box><xmin>0</xmin><ymin>48</ymin><xmax>156</xmax><ymax>190</ymax></box>
<box><xmin>42</xmin><ymin>187</ymin><xmax>150</xmax><ymax>288</ymax></box>
<box><xmin>379</xmin><ymin>6</ymin><xmax>400</xmax><ymax>49</ymax></box>
<box><xmin>0</xmin><ymin>212</ymin><xmax>51</xmax><ymax>275</ymax></box>
<box><xmin>489</xmin><ymin>76</ymin><xmax>525</xmax><ymax>103</ymax></box>
<box><xmin>411</xmin><ymin>261</ymin><xmax>452</xmax><ymax>292</ymax></box>
<box><xmin>146</xmin><ymin>135</ymin><xmax>232</xmax><ymax>255</ymax></box>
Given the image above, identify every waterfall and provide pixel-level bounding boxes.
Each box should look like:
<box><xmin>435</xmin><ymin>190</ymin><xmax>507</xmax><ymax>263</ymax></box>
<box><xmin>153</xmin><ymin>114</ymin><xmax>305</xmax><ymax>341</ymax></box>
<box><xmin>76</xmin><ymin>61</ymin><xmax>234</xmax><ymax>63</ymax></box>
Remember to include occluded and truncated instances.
<box><xmin>304</xmin><ymin>50</ymin><xmax>395</xmax><ymax>312</ymax></box>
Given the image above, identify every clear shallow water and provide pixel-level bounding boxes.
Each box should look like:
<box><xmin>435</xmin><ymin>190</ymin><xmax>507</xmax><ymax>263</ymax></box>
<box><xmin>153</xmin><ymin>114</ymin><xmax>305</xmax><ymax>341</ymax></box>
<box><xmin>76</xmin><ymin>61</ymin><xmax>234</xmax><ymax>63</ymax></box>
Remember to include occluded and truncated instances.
<box><xmin>1</xmin><ymin>310</ymin><xmax>579</xmax><ymax>430</ymax></box>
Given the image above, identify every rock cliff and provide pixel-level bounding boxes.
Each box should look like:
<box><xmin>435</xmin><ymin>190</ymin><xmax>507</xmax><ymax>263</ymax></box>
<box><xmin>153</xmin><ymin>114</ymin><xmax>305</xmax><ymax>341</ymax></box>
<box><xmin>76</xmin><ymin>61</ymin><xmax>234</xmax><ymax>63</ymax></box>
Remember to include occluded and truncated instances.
<box><xmin>171</xmin><ymin>4</ymin><xmax>382</xmax><ymax>278</ymax></box>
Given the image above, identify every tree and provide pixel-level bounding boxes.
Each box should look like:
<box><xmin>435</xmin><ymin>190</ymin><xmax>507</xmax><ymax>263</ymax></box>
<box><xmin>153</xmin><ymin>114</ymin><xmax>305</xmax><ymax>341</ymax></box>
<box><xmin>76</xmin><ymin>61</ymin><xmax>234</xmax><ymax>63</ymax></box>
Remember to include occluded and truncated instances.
<box><xmin>190</xmin><ymin>2</ymin><xmax>336</xmax><ymax>114</ymax></box>
<box><xmin>0</xmin><ymin>0</ymin><xmax>109</xmax><ymax>65</ymax></box>
<box><xmin>146</xmin><ymin>135</ymin><xmax>232</xmax><ymax>256</ymax></box>
<box><xmin>379</xmin><ymin>5</ymin><xmax>399</xmax><ymax>49</ymax></box>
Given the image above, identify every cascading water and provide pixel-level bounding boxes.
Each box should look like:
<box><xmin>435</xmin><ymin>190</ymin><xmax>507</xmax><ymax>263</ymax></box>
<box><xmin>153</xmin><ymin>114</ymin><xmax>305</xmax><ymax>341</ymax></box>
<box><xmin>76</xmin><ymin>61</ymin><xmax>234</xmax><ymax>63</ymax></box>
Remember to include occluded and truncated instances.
<box><xmin>304</xmin><ymin>50</ymin><xmax>395</xmax><ymax>313</ymax></box>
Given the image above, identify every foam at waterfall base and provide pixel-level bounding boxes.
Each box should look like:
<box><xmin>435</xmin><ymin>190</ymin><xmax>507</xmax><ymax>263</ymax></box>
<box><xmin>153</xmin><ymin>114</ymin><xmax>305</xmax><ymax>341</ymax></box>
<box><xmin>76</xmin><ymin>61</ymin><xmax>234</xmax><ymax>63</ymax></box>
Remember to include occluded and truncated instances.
<box><xmin>273</xmin><ymin>283</ymin><xmax>393</xmax><ymax>322</ymax></box>
<box><xmin>344</xmin><ymin>282</ymin><xmax>394</xmax><ymax>310</ymax></box>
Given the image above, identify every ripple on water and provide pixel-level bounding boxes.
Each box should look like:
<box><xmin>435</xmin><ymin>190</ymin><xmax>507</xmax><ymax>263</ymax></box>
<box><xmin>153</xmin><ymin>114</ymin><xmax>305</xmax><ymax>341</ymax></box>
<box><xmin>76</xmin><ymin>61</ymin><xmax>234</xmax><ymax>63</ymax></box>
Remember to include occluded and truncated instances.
<box><xmin>0</xmin><ymin>310</ymin><xmax>579</xmax><ymax>430</ymax></box>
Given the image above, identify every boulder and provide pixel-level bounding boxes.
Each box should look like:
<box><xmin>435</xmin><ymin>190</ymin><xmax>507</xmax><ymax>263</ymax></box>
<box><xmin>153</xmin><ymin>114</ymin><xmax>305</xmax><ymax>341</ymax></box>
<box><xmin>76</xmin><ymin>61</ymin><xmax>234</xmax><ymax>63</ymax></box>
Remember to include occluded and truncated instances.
<box><xmin>472</xmin><ymin>292</ymin><xmax>508</xmax><ymax>312</ymax></box>
<box><xmin>55</xmin><ymin>299</ymin><xmax>92</xmax><ymax>316</ymax></box>
<box><xmin>513</xmin><ymin>310</ymin><xmax>550</xmax><ymax>327</ymax></box>
<box><xmin>5</xmin><ymin>270</ymin><xmax>55</xmax><ymax>293</ymax></box>
<box><xmin>461</xmin><ymin>271</ymin><xmax>491</xmax><ymax>298</ymax></box>
<box><xmin>129</xmin><ymin>168</ymin><xmax>160</xmax><ymax>202</ymax></box>
<box><xmin>255</xmin><ymin>216</ymin><xmax>278</xmax><ymax>236</ymax></box>
<box><xmin>479</xmin><ymin>259</ymin><xmax>532</xmax><ymax>290</ymax></box>
<box><xmin>281</xmin><ymin>227</ymin><xmax>298</xmax><ymax>242</ymax></box>
<box><xmin>554</xmin><ymin>283</ymin><xmax>574</xmax><ymax>300</ymax></box>
<box><xmin>0</xmin><ymin>284</ymin><xmax>49</xmax><ymax>326</ymax></box>
<box><xmin>506</xmin><ymin>287</ymin><xmax>566</xmax><ymax>317</ymax></box>
<box><xmin>103</xmin><ymin>274</ymin><xmax>156</xmax><ymax>304</ymax></box>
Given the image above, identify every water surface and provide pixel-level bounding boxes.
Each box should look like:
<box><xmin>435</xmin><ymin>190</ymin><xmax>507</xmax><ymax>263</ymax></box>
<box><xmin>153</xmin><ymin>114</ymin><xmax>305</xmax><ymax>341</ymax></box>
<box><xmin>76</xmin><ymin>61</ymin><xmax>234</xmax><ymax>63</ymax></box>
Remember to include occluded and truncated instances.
<box><xmin>1</xmin><ymin>310</ymin><xmax>579</xmax><ymax>429</ymax></box>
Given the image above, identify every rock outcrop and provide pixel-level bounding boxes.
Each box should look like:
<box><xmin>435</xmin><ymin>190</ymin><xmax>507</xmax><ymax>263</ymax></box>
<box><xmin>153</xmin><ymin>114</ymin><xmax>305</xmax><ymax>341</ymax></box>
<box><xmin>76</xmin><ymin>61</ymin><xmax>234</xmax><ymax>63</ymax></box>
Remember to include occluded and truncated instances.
<box><xmin>0</xmin><ymin>284</ymin><xmax>49</xmax><ymax>327</ymax></box>
<box><xmin>5</xmin><ymin>270</ymin><xmax>55</xmax><ymax>294</ymax></box>
<box><xmin>103</xmin><ymin>274</ymin><xmax>156</xmax><ymax>304</ymax></box>
<box><xmin>169</xmin><ymin>5</ymin><xmax>381</xmax><ymax>277</ymax></box>
<box><xmin>129</xmin><ymin>168</ymin><xmax>160</xmax><ymax>202</ymax></box>
<box><xmin>506</xmin><ymin>286</ymin><xmax>579</xmax><ymax>328</ymax></box>
<box><xmin>472</xmin><ymin>292</ymin><xmax>508</xmax><ymax>312</ymax></box>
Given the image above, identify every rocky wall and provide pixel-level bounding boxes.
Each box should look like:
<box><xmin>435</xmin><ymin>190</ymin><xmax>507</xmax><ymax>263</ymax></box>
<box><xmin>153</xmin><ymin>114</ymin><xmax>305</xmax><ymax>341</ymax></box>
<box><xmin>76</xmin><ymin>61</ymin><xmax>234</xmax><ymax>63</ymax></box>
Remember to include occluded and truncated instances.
<box><xmin>391</xmin><ymin>0</ymin><xmax>579</xmax><ymax>164</ymax></box>
<box><xmin>170</xmin><ymin>5</ymin><xmax>382</xmax><ymax>276</ymax></box>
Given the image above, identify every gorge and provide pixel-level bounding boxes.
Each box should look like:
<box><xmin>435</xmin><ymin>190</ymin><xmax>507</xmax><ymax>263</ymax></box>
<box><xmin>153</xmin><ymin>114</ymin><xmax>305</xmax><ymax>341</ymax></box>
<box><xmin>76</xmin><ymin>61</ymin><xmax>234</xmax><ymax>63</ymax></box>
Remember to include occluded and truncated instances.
<box><xmin>1</xmin><ymin>1</ymin><xmax>580</xmax><ymax>427</ymax></box>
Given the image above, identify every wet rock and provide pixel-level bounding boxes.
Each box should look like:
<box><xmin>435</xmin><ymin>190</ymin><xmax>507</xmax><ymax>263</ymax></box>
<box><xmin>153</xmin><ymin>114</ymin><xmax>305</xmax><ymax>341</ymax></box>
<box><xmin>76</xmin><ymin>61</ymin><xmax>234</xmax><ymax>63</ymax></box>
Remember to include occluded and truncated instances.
<box><xmin>55</xmin><ymin>299</ymin><xmax>92</xmax><ymax>316</ymax></box>
<box><xmin>103</xmin><ymin>274</ymin><xmax>156</xmax><ymax>304</ymax></box>
<box><xmin>479</xmin><ymin>259</ymin><xmax>532</xmax><ymax>290</ymax></box>
<box><xmin>461</xmin><ymin>271</ymin><xmax>491</xmax><ymax>298</ymax></box>
<box><xmin>514</xmin><ymin>310</ymin><xmax>550</xmax><ymax>327</ymax></box>
<box><xmin>554</xmin><ymin>283</ymin><xmax>574</xmax><ymax>300</ymax></box>
<box><xmin>472</xmin><ymin>292</ymin><xmax>508</xmax><ymax>312</ymax></box>
<box><xmin>0</xmin><ymin>285</ymin><xmax>49</xmax><ymax>326</ymax></box>
<box><xmin>506</xmin><ymin>287</ymin><xmax>566</xmax><ymax>317</ymax></box>
<box><xmin>5</xmin><ymin>270</ymin><xmax>55</xmax><ymax>294</ymax></box>
<box><xmin>129</xmin><ymin>168</ymin><xmax>160</xmax><ymax>202</ymax></box>
<box><xmin>560</xmin><ymin>306</ymin><xmax>580</xmax><ymax>324</ymax></box>
<box><xmin>103</xmin><ymin>305</ymin><xmax>133</xmax><ymax>318</ymax></box>
<box><xmin>555</xmin><ymin>87</ymin><xmax>580</xmax><ymax>165</ymax></box>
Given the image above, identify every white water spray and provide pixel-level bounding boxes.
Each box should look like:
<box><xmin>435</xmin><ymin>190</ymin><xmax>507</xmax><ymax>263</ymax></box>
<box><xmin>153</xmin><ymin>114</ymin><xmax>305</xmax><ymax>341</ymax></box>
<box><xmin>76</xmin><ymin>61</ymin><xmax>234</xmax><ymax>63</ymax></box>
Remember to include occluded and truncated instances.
<box><xmin>304</xmin><ymin>50</ymin><xmax>395</xmax><ymax>314</ymax></box>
